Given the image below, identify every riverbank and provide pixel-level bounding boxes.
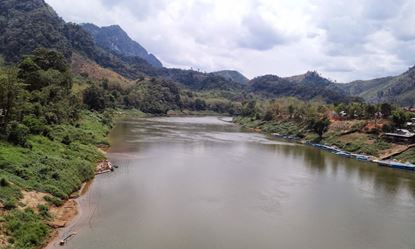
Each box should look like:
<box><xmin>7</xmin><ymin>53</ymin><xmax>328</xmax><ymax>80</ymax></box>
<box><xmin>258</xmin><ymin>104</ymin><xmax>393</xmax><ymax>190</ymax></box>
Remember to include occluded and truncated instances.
<box><xmin>0</xmin><ymin>110</ymin><xmax>120</xmax><ymax>249</ymax></box>
<box><xmin>43</xmin><ymin>161</ymin><xmax>106</xmax><ymax>248</ymax></box>
<box><xmin>234</xmin><ymin>116</ymin><xmax>415</xmax><ymax>167</ymax></box>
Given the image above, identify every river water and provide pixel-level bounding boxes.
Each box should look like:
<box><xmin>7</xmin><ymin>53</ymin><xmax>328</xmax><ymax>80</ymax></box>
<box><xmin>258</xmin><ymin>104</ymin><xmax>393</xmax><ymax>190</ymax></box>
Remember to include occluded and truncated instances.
<box><xmin>58</xmin><ymin>116</ymin><xmax>415</xmax><ymax>249</ymax></box>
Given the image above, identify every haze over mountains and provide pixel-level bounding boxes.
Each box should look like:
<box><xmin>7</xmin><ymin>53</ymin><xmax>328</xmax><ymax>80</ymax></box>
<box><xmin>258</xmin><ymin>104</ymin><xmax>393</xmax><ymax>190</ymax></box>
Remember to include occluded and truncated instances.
<box><xmin>1</xmin><ymin>0</ymin><xmax>414</xmax><ymax>106</ymax></box>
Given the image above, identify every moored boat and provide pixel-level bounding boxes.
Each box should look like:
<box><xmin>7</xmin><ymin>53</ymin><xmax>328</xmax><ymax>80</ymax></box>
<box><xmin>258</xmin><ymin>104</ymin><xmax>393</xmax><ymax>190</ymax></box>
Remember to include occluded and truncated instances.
<box><xmin>373</xmin><ymin>160</ymin><xmax>415</xmax><ymax>171</ymax></box>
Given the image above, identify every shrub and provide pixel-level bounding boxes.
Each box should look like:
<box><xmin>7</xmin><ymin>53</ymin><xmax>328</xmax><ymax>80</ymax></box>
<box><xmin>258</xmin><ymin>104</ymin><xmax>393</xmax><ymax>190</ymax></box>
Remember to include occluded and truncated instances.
<box><xmin>23</xmin><ymin>115</ymin><xmax>46</xmax><ymax>134</ymax></box>
<box><xmin>6</xmin><ymin>121</ymin><xmax>29</xmax><ymax>146</ymax></box>
<box><xmin>4</xmin><ymin>199</ymin><xmax>17</xmax><ymax>210</ymax></box>
<box><xmin>43</xmin><ymin>195</ymin><xmax>63</xmax><ymax>207</ymax></box>
<box><xmin>37</xmin><ymin>204</ymin><xmax>50</xmax><ymax>218</ymax></box>
<box><xmin>61</xmin><ymin>135</ymin><xmax>71</xmax><ymax>145</ymax></box>
<box><xmin>0</xmin><ymin>177</ymin><xmax>9</xmax><ymax>187</ymax></box>
<box><xmin>42</xmin><ymin>185</ymin><xmax>67</xmax><ymax>199</ymax></box>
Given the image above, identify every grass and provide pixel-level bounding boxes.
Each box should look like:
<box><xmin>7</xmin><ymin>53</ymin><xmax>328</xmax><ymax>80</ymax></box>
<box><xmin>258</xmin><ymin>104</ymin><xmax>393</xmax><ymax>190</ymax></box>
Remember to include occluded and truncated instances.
<box><xmin>393</xmin><ymin>148</ymin><xmax>415</xmax><ymax>164</ymax></box>
<box><xmin>234</xmin><ymin>116</ymin><xmax>304</xmax><ymax>136</ymax></box>
<box><xmin>323</xmin><ymin>133</ymin><xmax>391</xmax><ymax>156</ymax></box>
<box><xmin>3</xmin><ymin>209</ymin><xmax>50</xmax><ymax>249</ymax></box>
<box><xmin>0</xmin><ymin>110</ymin><xmax>112</xmax><ymax>249</ymax></box>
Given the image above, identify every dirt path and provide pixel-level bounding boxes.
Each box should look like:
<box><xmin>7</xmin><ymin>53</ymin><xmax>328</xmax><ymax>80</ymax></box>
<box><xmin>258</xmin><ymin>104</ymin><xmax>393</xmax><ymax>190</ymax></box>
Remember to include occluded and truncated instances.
<box><xmin>379</xmin><ymin>144</ymin><xmax>415</xmax><ymax>160</ymax></box>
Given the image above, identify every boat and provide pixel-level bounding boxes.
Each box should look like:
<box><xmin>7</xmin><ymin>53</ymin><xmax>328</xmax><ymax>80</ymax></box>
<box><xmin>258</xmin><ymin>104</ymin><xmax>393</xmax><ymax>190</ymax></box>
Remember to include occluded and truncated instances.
<box><xmin>335</xmin><ymin>151</ymin><xmax>352</xmax><ymax>158</ymax></box>
<box><xmin>373</xmin><ymin>160</ymin><xmax>415</xmax><ymax>171</ymax></box>
<box><xmin>352</xmin><ymin>154</ymin><xmax>371</xmax><ymax>161</ymax></box>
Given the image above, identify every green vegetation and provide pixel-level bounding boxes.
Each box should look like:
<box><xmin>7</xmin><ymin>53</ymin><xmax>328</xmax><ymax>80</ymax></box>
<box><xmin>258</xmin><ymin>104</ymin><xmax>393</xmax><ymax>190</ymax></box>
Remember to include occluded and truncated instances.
<box><xmin>235</xmin><ymin>97</ymin><xmax>414</xmax><ymax>159</ymax></box>
<box><xmin>0</xmin><ymin>48</ymin><xmax>116</xmax><ymax>248</ymax></box>
<box><xmin>248</xmin><ymin>72</ymin><xmax>354</xmax><ymax>103</ymax></box>
<box><xmin>3</xmin><ymin>209</ymin><xmax>50</xmax><ymax>249</ymax></box>
<box><xmin>393</xmin><ymin>148</ymin><xmax>415</xmax><ymax>164</ymax></box>
<box><xmin>340</xmin><ymin>66</ymin><xmax>415</xmax><ymax>106</ymax></box>
<box><xmin>0</xmin><ymin>45</ymin><xmax>244</xmax><ymax>248</ymax></box>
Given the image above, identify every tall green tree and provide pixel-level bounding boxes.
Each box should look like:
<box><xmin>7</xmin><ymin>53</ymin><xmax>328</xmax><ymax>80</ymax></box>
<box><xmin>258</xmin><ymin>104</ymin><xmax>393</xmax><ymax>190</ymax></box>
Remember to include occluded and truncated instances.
<box><xmin>0</xmin><ymin>68</ymin><xmax>26</xmax><ymax>130</ymax></box>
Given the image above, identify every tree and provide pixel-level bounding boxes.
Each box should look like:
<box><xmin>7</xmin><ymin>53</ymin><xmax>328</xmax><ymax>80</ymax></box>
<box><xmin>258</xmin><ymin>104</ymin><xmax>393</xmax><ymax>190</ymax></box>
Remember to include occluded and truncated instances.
<box><xmin>0</xmin><ymin>68</ymin><xmax>26</xmax><ymax>129</ymax></box>
<box><xmin>365</xmin><ymin>104</ymin><xmax>377</xmax><ymax>119</ymax></box>
<box><xmin>6</xmin><ymin>121</ymin><xmax>29</xmax><ymax>146</ymax></box>
<box><xmin>380</xmin><ymin>103</ymin><xmax>392</xmax><ymax>117</ymax></box>
<box><xmin>241</xmin><ymin>100</ymin><xmax>257</xmax><ymax>117</ymax></box>
<box><xmin>309</xmin><ymin>117</ymin><xmax>331</xmax><ymax>138</ymax></box>
<box><xmin>391</xmin><ymin>110</ymin><xmax>410</xmax><ymax>128</ymax></box>
<box><xmin>18</xmin><ymin>49</ymin><xmax>72</xmax><ymax>91</ymax></box>
<box><xmin>83</xmin><ymin>85</ymin><xmax>106</xmax><ymax>111</ymax></box>
<box><xmin>194</xmin><ymin>98</ymin><xmax>207</xmax><ymax>111</ymax></box>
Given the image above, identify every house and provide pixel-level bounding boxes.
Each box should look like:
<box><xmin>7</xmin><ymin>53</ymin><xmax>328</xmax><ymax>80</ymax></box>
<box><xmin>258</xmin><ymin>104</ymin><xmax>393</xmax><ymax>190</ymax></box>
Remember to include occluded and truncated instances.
<box><xmin>404</xmin><ymin>107</ymin><xmax>415</xmax><ymax>113</ymax></box>
<box><xmin>384</xmin><ymin>129</ymin><xmax>415</xmax><ymax>144</ymax></box>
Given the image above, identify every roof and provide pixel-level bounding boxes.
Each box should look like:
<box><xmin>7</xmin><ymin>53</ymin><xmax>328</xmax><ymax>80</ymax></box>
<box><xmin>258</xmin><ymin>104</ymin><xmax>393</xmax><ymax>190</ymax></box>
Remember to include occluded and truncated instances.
<box><xmin>385</xmin><ymin>132</ymin><xmax>415</xmax><ymax>138</ymax></box>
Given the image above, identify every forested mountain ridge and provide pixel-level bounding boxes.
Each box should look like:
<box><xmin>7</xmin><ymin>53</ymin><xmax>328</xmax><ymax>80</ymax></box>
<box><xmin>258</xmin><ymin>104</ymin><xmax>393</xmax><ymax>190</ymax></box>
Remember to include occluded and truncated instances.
<box><xmin>0</xmin><ymin>0</ymin><xmax>72</xmax><ymax>61</ymax></box>
<box><xmin>0</xmin><ymin>0</ymin><xmax>245</xmax><ymax>93</ymax></box>
<box><xmin>2</xmin><ymin>0</ymin><xmax>415</xmax><ymax>105</ymax></box>
<box><xmin>81</xmin><ymin>23</ymin><xmax>163</xmax><ymax>68</ymax></box>
<box><xmin>248</xmin><ymin>72</ymin><xmax>354</xmax><ymax>103</ymax></box>
<box><xmin>340</xmin><ymin>66</ymin><xmax>415</xmax><ymax>106</ymax></box>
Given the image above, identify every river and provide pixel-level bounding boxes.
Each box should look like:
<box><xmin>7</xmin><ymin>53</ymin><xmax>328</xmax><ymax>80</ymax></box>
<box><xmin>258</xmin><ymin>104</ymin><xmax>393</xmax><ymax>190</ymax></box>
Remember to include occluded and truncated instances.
<box><xmin>53</xmin><ymin>116</ymin><xmax>415</xmax><ymax>249</ymax></box>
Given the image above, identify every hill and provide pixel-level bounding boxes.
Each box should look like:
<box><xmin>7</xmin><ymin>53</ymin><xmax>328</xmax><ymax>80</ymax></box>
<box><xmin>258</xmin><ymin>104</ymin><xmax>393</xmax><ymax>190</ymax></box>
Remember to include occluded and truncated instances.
<box><xmin>0</xmin><ymin>0</ymin><xmax>73</xmax><ymax>62</ymax></box>
<box><xmin>249</xmin><ymin>71</ymin><xmax>353</xmax><ymax>103</ymax></box>
<box><xmin>211</xmin><ymin>70</ymin><xmax>249</xmax><ymax>85</ymax></box>
<box><xmin>81</xmin><ymin>23</ymin><xmax>162</xmax><ymax>68</ymax></box>
<box><xmin>0</xmin><ymin>0</ymin><xmax>165</xmax><ymax>79</ymax></box>
<box><xmin>340</xmin><ymin>66</ymin><xmax>415</xmax><ymax>106</ymax></box>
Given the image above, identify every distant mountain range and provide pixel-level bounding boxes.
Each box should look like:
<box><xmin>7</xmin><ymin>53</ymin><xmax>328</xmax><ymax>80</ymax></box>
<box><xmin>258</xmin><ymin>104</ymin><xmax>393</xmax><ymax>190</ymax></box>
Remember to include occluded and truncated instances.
<box><xmin>1</xmin><ymin>0</ymin><xmax>414</xmax><ymax>106</ymax></box>
<box><xmin>339</xmin><ymin>66</ymin><xmax>415</xmax><ymax>106</ymax></box>
<box><xmin>211</xmin><ymin>70</ymin><xmax>249</xmax><ymax>85</ymax></box>
<box><xmin>249</xmin><ymin>72</ymin><xmax>353</xmax><ymax>103</ymax></box>
<box><xmin>81</xmin><ymin>23</ymin><xmax>162</xmax><ymax>68</ymax></box>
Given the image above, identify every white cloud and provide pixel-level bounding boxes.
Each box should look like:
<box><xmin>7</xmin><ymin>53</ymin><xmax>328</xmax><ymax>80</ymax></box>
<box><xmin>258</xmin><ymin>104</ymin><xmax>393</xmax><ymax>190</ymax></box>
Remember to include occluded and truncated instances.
<box><xmin>45</xmin><ymin>0</ymin><xmax>415</xmax><ymax>82</ymax></box>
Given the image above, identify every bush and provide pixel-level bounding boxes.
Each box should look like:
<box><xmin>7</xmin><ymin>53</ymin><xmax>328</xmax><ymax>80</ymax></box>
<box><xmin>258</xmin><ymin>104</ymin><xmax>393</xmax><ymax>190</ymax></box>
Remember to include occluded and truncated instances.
<box><xmin>4</xmin><ymin>199</ymin><xmax>17</xmax><ymax>210</ymax></box>
<box><xmin>43</xmin><ymin>195</ymin><xmax>63</xmax><ymax>207</ymax></box>
<box><xmin>37</xmin><ymin>204</ymin><xmax>50</xmax><ymax>218</ymax></box>
<box><xmin>0</xmin><ymin>178</ymin><xmax>9</xmax><ymax>187</ymax></box>
<box><xmin>42</xmin><ymin>185</ymin><xmax>67</xmax><ymax>199</ymax></box>
<box><xmin>61</xmin><ymin>135</ymin><xmax>71</xmax><ymax>145</ymax></box>
<box><xmin>6</xmin><ymin>121</ymin><xmax>30</xmax><ymax>146</ymax></box>
<box><xmin>23</xmin><ymin>115</ymin><xmax>46</xmax><ymax>134</ymax></box>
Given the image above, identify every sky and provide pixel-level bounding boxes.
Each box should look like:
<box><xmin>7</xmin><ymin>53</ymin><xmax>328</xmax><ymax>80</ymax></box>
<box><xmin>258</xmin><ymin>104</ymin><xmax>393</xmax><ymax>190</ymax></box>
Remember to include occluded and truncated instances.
<box><xmin>45</xmin><ymin>0</ymin><xmax>415</xmax><ymax>82</ymax></box>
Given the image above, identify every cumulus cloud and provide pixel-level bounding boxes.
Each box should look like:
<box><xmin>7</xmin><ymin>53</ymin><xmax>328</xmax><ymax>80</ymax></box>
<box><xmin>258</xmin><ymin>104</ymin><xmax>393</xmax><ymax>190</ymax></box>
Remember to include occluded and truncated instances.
<box><xmin>45</xmin><ymin>0</ymin><xmax>415</xmax><ymax>82</ymax></box>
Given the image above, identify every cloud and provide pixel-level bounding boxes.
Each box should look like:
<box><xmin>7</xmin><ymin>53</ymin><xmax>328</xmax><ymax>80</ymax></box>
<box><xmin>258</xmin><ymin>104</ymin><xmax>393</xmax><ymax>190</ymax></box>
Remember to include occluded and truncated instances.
<box><xmin>237</xmin><ymin>12</ymin><xmax>292</xmax><ymax>50</ymax></box>
<box><xmin>45</xmin><ymin>0</ymin><xmax>415</xmax><ymax>82</ymax></box>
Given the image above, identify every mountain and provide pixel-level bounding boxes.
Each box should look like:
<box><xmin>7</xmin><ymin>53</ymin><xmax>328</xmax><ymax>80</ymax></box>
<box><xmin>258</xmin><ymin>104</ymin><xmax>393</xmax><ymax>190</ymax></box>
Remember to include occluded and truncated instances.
<box><xmin>7</xmin><ymin>0</ymin><xmax>413</xmax><ymax>105</ymax></box>
<box><xmin>340</xmin><ymin>66</ymin><xmax>415</xmax><ymax>106</ymax></box>
<box><xmin>0</xmin><ymin>0</ymin><xmax>72</xmax><ymax>62</ymax></box>
<box><xmin>249</xmin><ymin>71</ymin><xmax>354</xmax><ymax>103</ymax></box>
<box><xmin>81</xmin><ymin>23</ymin><xmax>162</xmax><ymax>68</ymax></box>
<box><xmin>0</xmin><ymin>0</ymin><xmax>243</xmax><ymax>92</ymax></box>
<box><xmin>0</xmin><ymin>0</ymin><xmax>160</xmax><ymax>80</ymax></box>
<box><xmin>211</xmin><ymin>70</ymin><xmax>249</xmax><ymax>85</ymax></box>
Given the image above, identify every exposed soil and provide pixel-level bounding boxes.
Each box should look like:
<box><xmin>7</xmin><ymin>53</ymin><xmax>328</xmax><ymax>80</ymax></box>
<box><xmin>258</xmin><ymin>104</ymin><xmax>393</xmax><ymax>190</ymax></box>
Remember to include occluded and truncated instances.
<box><xmin>19</xmin><ymin>191</ymin><xmax>49</xmax><ymax>210</ymax></box>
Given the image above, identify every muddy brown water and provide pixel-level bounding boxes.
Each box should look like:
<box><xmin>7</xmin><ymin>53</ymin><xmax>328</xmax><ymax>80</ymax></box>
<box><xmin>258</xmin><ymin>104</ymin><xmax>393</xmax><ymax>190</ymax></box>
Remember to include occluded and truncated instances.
<box><xmin>51</xmin><ymin>116</ymin><xmax>415</xmax><ymax>249</ymax></box>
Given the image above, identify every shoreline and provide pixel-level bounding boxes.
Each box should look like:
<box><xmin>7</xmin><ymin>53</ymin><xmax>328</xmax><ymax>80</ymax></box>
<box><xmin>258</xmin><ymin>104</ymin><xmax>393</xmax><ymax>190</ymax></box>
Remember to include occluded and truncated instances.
<box><xmin>241</xmin><ymin>125</ymin><xmax>415</xmax><ymax>171</ymax></box>
<box><xmin>43</xmin><ymin>147</ymin><xmax>111</xmax><ymax>249</ymax></box>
